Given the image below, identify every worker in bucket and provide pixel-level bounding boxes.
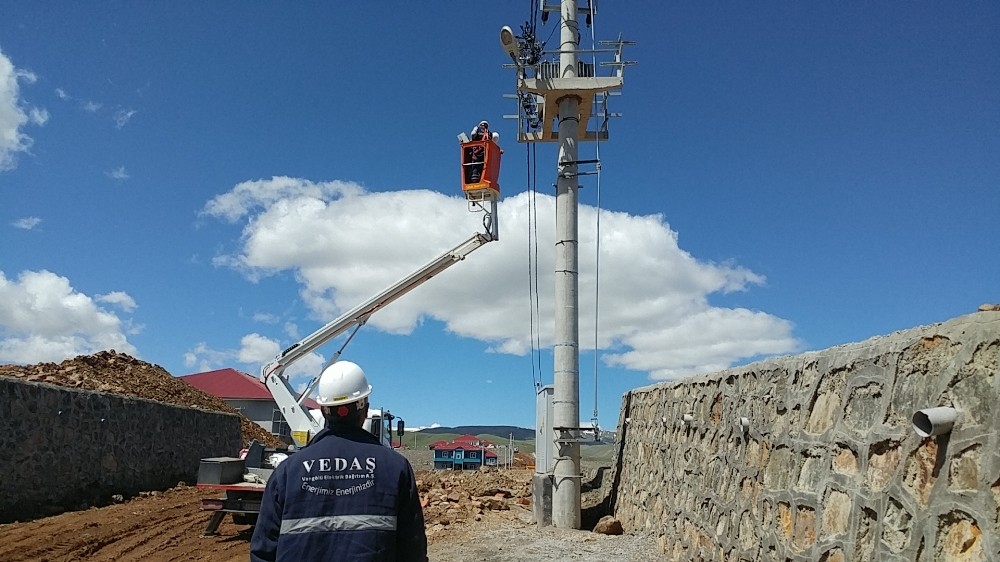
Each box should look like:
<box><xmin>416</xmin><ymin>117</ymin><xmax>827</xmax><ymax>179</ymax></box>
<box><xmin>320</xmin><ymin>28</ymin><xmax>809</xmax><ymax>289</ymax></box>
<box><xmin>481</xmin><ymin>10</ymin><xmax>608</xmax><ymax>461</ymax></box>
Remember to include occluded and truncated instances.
<box><xmin>466</xmin><ymin>120</ymin><xmax>499</xmax><ymax>184</ymax></box>
<box><xmin>470</xmin><ymin>119</ymin><xmax>499</xmax><ymax>142</ymax></box>
<box><xmin>251</xmin><ymin>361</ymin><xmax>427</xmax><ymax>562</ymax></box>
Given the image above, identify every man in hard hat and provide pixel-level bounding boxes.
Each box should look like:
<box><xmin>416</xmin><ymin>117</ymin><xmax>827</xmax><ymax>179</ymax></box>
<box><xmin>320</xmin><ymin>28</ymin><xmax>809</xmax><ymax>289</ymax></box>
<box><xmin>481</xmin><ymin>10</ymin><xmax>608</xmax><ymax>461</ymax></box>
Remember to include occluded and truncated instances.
<box><xmin>250</xmin><ymin>361</ymin><xmax>427</xmax><ymax>562</ymax></box>
<box><xmin>470</xmin><ymin>120</ymin><xmax>499</xmax><ymax>142</ymax></box>
<box><xmin>466</xmin><ymin>120</ymin><xmax>499</xmax><ymax>184</ymax></box>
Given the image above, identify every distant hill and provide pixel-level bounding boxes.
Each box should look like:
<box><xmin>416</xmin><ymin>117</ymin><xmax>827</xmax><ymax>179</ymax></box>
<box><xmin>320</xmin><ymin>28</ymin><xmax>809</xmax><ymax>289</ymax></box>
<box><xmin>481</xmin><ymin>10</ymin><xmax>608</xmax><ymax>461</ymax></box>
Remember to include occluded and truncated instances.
<box><xmin>417</xmin><ymin>425</ymin><xmax>534</xmax><ymax>441</ymax></box>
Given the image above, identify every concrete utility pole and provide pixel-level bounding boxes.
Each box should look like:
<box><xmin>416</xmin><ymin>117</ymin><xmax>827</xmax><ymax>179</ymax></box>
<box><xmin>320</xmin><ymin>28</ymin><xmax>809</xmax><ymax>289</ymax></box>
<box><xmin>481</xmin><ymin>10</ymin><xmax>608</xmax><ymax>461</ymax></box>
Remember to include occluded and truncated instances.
<box><xmin>505</xmin><ymin>0</ymin><xmax>631</xmax><ymax>531</ymax></box>
<box><xmin>551</xmin><ymin>0</ymin><xmax>583</xmax><ymax>530</ymax></box>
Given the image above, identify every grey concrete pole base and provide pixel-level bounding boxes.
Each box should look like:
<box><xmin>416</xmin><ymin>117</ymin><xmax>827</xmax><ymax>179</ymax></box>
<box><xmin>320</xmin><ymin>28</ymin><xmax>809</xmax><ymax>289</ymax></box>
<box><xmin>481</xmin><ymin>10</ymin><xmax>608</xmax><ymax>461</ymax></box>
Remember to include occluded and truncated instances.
<box><xmin>532</xmin><ymin>473</ymin><xmax>553</xmax><ymax>526</ymax></box>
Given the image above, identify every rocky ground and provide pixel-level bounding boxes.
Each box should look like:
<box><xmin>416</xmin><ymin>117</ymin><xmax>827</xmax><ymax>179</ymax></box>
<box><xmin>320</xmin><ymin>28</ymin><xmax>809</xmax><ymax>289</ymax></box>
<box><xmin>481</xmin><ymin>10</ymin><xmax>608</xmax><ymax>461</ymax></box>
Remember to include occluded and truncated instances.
<box><xmin>1</xmin><ymin>352</ymin><xmax>662</xmax><ymax>560</ymax></box>
<box><xmin>418</xmin><ymin>467</ymin><xmax>661</xmax><ymax>561</ymax></box>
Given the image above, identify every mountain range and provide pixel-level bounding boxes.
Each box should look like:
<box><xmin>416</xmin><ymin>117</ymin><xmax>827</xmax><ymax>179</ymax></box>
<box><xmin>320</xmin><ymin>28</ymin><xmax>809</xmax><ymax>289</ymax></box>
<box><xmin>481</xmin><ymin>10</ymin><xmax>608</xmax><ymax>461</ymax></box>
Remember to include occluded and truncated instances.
<box><xmin>416</xmin><ymin>425</ymin><xmax>534</xmax><ymax>441</ymax></box>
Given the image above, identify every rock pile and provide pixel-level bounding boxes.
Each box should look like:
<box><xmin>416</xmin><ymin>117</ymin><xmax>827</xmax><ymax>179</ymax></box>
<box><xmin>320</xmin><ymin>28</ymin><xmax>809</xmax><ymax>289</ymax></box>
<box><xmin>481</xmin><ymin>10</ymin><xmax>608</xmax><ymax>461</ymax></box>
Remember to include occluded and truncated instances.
<box><xmin>0</xmin><ymin>350</ymin><xmax>283</xmax><ymax>447</ymax></box>
<box><xmin>415</xmin><ymin>468</ymin><xmax>532</xmax><ymax>539</ymax></box>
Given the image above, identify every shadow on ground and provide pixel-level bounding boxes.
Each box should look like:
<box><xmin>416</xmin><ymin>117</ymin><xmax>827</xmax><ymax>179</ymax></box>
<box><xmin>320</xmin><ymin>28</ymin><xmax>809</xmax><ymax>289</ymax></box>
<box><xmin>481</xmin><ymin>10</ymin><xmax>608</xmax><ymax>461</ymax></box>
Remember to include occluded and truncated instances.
<box><xmin>580</xmin><ymin>465</ymin><xmax>611</xmax><ymax>530</ymax></box>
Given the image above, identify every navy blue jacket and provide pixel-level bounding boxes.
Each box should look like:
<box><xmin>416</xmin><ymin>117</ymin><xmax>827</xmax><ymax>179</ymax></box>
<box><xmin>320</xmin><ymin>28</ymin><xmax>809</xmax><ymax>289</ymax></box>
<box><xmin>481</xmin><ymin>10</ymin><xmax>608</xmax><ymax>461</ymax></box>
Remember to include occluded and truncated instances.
<box><xmin>250</xmin><ymin>425</ymin><xmax>427</xmax><ymax>562</ymax></box>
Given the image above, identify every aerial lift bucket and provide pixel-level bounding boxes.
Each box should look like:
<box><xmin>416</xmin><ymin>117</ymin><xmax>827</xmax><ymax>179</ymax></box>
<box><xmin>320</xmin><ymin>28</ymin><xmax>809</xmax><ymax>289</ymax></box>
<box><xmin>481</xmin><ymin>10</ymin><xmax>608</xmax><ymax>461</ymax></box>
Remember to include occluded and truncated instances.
<box><xmin>460</xmin><ymin>139</ymin><xmax>502</xmax><ymax>202</ymax></box>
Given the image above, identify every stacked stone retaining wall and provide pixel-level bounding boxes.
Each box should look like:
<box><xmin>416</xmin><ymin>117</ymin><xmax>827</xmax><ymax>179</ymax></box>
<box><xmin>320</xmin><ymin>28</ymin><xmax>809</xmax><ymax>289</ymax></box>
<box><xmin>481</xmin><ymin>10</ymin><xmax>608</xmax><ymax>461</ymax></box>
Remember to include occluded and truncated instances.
<box><xmin>605</xmin><ymin>311</ymin><xmax>1000</xmax><ymax>561</ymax></box>
<box><xmin>0</xmin><ymin>377</ymin><xmax>242</xmax><ymax>523</ymax></box>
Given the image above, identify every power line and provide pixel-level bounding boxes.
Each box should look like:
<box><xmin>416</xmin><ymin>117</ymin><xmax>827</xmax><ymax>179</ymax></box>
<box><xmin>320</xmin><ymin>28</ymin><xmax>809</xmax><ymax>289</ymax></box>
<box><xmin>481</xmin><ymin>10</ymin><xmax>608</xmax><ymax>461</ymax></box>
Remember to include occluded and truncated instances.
<box><xmin>526</xmin><ymin>142</ymin><xmax>544</xmax><ymax>390</ymax></box>
<box><xmin>589</xmin><ymin>0</ymin><xmax>603</xmax><ymax>433</ymax></box>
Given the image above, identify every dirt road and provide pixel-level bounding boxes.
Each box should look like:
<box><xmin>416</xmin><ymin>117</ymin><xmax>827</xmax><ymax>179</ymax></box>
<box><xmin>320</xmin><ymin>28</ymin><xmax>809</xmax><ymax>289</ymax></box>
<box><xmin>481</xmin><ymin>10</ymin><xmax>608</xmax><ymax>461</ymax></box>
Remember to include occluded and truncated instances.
<box><xmin>0</xmin><ymin>485</ymin><xmax>248</xmax><ymax>562</ymax></box>
<box><xmin>0</xmin><ymin>469</ymin><xmax>660</xmax><ymax>562</ymax></box>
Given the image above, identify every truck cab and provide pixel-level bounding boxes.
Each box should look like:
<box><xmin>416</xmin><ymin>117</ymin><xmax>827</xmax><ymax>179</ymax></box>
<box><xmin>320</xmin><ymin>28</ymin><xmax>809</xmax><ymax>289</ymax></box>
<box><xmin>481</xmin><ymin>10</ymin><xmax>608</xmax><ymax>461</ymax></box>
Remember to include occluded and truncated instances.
<box><xmin>365</xmin><ymin>408</ymin><xmax>404</xmax><ymax>448</ymax></box>
<box><xmin>309</xmin><ymin>407</ymin><xmax>404</xmax><ymax>448</ymax></box>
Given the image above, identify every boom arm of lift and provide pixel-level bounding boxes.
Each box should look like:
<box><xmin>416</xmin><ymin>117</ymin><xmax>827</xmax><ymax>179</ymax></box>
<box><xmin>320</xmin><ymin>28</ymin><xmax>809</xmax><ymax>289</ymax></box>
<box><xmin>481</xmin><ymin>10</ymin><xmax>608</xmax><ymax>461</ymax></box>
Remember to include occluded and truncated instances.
<box><xmin>260</xmin><ymin>231</ymin><xmax>496</xmax><ymax>444</ymax></box>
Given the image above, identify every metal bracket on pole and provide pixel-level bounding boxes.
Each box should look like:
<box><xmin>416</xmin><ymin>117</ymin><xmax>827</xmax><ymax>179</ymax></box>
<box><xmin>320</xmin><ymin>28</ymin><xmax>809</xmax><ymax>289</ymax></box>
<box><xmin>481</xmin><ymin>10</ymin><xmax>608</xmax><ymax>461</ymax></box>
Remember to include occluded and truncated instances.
<box><xmin>557</xmin><ymin>158</ymin><xmax>601</xmax><ymax>179</ymax></box>
<box><xmin>559</xmin><ymin>159</ymin><xmax>600</xmax><ymax>167</ymax></box>
<box><xmin>553</xmin><ymin>426</ymin><xmax>583</xmax><ymax>444</ymax></box>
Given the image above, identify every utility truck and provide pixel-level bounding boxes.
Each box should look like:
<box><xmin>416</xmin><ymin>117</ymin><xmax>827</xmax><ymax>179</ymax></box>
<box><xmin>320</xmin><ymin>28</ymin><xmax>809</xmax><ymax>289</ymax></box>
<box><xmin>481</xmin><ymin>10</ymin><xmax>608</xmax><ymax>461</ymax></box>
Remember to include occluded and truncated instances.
<box><xmin>195</xmin><ymin>135</ymin><xmax>501</xmax><ymax>534</ymax></box>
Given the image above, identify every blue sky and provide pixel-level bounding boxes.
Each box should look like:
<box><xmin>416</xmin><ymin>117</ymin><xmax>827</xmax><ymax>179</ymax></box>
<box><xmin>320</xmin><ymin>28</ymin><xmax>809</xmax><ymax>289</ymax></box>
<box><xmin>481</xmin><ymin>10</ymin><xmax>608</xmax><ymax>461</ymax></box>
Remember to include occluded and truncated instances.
<box><xmin>1</xmin><ymin>3</ymin><xmax>997</xmax><ymax>431</ymax></box>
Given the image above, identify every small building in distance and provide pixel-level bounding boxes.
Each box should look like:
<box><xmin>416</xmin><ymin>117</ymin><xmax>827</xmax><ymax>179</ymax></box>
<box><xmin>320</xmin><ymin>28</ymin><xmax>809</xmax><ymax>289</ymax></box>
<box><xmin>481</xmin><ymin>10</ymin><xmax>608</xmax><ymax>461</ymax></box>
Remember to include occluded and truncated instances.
<box><xmin>430</xmin><ymin>434</ymin><xmax>498</xmax><ymax>470</ymax></box>
<box><xmin>181</xmin><ymin>368</ymin><xmax>320</xmax><ymax>444</ymax></box>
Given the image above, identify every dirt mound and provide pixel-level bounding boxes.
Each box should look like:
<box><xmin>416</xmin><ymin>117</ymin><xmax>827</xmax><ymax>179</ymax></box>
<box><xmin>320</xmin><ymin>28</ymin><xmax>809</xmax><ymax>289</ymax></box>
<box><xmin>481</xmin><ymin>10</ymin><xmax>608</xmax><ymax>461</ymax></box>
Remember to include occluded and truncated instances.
<box><xmin>0</xmin><ymin>350</ymin><xmax>282</xmax><ymax>447</ymax></box>
<box><xmin>512</xmin><ymin>451</ymin><xmax>535</xmax><ymax>468</ymax></box>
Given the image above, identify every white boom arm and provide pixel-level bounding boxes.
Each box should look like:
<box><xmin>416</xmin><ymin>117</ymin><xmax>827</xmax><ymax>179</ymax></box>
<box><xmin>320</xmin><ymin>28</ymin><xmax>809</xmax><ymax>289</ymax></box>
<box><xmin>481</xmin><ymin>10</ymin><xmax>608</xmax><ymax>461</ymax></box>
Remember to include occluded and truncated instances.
<box><xmin>260</xmin><ymin>231</ymin><xmax>495</xmax><ymax>444</ymax></box>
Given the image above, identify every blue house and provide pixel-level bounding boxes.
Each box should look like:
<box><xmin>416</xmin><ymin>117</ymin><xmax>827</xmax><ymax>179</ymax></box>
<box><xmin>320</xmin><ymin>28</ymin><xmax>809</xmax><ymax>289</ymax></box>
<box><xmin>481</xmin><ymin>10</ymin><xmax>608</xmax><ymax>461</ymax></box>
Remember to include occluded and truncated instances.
<box><xmin>430</xmin><ymin>435</ymin><xmax>499</xmax><ymax>470</ymax></box>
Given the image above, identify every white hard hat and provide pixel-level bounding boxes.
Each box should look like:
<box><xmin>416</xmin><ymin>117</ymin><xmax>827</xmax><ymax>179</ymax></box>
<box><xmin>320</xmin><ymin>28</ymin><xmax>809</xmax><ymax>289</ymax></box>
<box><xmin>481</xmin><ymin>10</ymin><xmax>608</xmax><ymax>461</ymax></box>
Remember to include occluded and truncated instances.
<box><xmin>479</xmin><ymin>120</ymin><xmax>489</xmax><ymax>127</ymax></box>
<box><xmin>315</xmin><ymin>361</ymin><xmax>372</xmax><ymax>406</ymax></box>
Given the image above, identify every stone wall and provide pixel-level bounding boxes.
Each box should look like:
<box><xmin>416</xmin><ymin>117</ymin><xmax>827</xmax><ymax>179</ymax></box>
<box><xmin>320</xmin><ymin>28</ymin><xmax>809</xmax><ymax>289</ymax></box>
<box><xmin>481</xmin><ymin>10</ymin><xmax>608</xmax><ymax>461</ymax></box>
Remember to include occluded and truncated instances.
<box><xmin>0</xmin><ymin>377</ymin><xmax>242</xmax><ymax>523</ymax></box>
<box><xmin>605</xmin><ymin>311</ymin><xmax>1000</xmax><ymax>561</ymax></box>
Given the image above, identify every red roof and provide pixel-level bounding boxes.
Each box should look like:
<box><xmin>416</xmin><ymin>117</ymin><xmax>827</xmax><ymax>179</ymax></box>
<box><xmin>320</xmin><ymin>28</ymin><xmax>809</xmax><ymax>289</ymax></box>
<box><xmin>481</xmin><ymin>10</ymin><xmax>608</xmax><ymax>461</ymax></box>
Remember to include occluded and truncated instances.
<box><xmin>181</xmin><ymin>368</ymin><xmax>320</xmax><ymax>408</ymax></box>
<box><xmin>433</xmin><ymin>442</ymin><xmax>498</xmax><ymax>458</ymax></box>
<box><xmin>452</xmin><ymin>435</ymin><xmax>495</xmax><ymax>447</ymax></box>
<box><xmin>433</xmin><ymin>443</ymin><xmax>488</xmax><ymax>452</ymax></box>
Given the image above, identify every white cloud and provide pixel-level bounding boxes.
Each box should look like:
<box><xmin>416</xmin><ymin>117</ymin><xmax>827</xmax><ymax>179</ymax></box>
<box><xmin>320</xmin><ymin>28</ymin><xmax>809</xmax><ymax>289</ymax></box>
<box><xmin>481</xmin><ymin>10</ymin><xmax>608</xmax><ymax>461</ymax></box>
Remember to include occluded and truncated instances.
<box><xmin>96</xmin><ymin>291</ymin><xmax>137</xmax><ymax>313</ymax></box>
<box><xmin>0</xmin><ymin>49</ymin><xmax>48</xmax><ymax>171</ymax></box>
<box><xmin>107</xmin><ymin>165</ymin><xmax>129</xmax><ymax>182</ymax></box>
<box><xmin>236</xmin><ymin>333</ymin><xmax>280</xmax><ymax>365</ymax></box>
<box><xmin>408</xmin><ymin>423</ymin><xmax>442</xmax><ymax>432</ymax></box>
<box><xmin>182</xmin><ymin>342</ymin><xmax>231</xmax><ymax>373</ymax></box>
<box><xmin>604</xmin><ymin>308</ymin><xmax>799</xmax><ymax>379</ymax></box>
<box><xmin>184</xmin><ymin>332</ymin><xmax>325</xmax><ymax>383</ymax></box>
<box><xmin>113</xmin><ymin>108</ymin><xmax>137</xmax><ymax>129</ymax></box>
<box><xmin>202</xmin><ymin>176</ymin><xmax>363</xmax><ymax>223</ymax></box>
<box><xmin>52</xmin><ymin>88</ymin><xmax>100</xmax><ymax>116</ymax></box>
<box><xmin>14</xmin><ymin>68</ymin><xmax>36</xmax><ymax>85</ymax></box>
<box><xmin>0</xmin><ymin>270</ymin><xmax>137</xmax><ymax>364</ymax></box>
<box><xmin>204</xmin><ymin>177</ymin><xmax>801</xmax><ymax>381</ymax></box>
<box><xmin>252</xmin><ymin>312</ymin><xmax>279</xmax><ymax>324</ymax></box>
<box><xmin>28</xmin><ymin>107</ymin><xmax>49</xmax><ymax>126</ymax></box>
<box><xmin>12</xmin><ymin>216</ymin><xmax>41</xmax><ymax>230</ymax></box>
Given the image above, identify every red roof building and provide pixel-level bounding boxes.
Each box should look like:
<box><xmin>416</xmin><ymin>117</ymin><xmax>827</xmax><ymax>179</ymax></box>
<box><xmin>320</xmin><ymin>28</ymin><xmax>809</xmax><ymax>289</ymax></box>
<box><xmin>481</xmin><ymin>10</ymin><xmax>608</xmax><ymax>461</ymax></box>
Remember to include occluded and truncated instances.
<box><xmin>182</xmin><ymin>368</ymin><xmax>320</xmax><ymax>408</ymax></box>
<box><xmin>432</xmin><ymin>442</ymin><xmax>498</xmax><ymax>457</ymax></box>
<box><xmin>451</xmin><ymin>434</ymin><xmax>495</xmax><ymax>448</ymax></box>
<box><xmin>430</xmin><ymin>435</ymin><xmax>500</xmax><ymax>470</ymax></box>
<box><xmin>181</xmin><ymin>368</ymin><xmax>320</xmax><ymax>443</ymax></box>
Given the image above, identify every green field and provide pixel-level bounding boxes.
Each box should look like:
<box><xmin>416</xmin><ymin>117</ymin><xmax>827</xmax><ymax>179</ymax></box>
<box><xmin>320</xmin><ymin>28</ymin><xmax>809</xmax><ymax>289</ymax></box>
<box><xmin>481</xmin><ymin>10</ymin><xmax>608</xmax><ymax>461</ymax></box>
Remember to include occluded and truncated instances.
<box><xmin>402</xmin><ymin>431</ymin><xmax>535</xmax><ymax>454</ymax></box>
<box><xmin>403</xmin><ymin>430</ymin><xmax>615</xmax><ymax>464</ymax></box>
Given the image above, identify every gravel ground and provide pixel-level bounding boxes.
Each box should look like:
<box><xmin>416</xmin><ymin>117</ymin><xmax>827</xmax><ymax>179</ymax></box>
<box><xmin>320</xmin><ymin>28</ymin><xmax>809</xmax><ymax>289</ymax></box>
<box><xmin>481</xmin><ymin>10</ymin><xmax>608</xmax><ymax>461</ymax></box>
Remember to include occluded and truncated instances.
<box><xmin>416</xmin><ymin>460</ymin><xmax>663</xmax><ymax>561</ymax></box>
<box><xmin>400</xmin><ymin>434</ymin><xmax>664</xmax><ymax>560</ymax></box>
<box><xmin>428</xmin><ymin>514</ymin><xmax>662</xmax><ymax>561</ymax></box>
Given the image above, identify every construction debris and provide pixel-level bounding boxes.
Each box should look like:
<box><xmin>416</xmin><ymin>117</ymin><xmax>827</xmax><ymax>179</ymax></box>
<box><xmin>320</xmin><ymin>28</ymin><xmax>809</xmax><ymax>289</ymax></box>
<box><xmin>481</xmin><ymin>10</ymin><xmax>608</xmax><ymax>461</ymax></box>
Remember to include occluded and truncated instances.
<box><xmin>415</xmin><ymin>468</ymin><xmax>533</xmax><ymax>541</ymax></box>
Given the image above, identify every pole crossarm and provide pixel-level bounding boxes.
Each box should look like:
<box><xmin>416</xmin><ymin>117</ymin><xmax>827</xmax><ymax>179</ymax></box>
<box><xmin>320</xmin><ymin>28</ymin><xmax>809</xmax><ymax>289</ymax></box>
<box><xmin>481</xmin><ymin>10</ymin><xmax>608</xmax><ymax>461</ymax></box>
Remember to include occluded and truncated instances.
<box><xmin>514</xmin><ymin>74</ymin><xmax>622</xmax><ymax>143</ymax></box>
